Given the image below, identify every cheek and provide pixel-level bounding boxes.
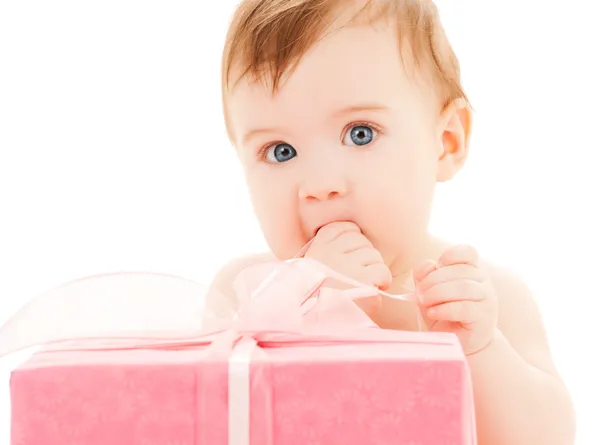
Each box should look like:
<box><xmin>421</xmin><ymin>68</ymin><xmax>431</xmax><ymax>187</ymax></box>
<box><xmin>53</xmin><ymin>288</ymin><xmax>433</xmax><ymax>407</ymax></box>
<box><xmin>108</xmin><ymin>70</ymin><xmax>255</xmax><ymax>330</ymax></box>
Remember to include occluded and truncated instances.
<box><xmin>360</xmin><ymin>162</ymin><xmax>436</xmax><ymax>225</ymax></box>
<box><xmin>362</xmin><ymin>138</ymin><xmax>438</xmax><ymax>202</ymax></box>
<box><xmin>354</xmin><ymin>139</ymin><xmax>438</xmax><ymax>246</ymax></box>
<box><xmin>395</xmin><ymin>149</ymin><xmax>437</xmax><ymax>218</ymax></box>
<box><xmin>245</xmin><ymin>172</ymin><xmax>303</xmax><ymax>258</ymax></box>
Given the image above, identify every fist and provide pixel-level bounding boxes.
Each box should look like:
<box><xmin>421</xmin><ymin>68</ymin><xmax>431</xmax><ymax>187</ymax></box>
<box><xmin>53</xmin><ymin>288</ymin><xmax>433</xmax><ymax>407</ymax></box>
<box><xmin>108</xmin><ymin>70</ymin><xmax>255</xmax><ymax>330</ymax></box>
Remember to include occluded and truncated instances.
<box><xmin>413</xmin><ymin>245</ymin><xmax>498</xmax><ymax>355</ymax></box>
<box><xmin>305</xmin><ymin>222</ymin><xmax>392</xmax><ymax>315</ymax></box>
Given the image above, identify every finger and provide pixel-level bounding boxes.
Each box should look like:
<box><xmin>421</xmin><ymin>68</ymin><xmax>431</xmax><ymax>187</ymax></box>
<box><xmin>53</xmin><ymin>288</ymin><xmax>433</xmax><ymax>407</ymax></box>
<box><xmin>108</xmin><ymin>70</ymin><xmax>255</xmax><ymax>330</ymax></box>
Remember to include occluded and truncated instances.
<box><xmin>330</xmin><ymin>231</ymin><xmax>373</xmax><ymax>253</ymax></box>
<box><xmin>314</xmin><ymin>221</ymin><xmax>361</xmax><ymax>243</ymax></box>
<box><xmin>438</xmin><ymin>245</ymin><xmax>479</xmax><ymax>268</ymax></box>
<box><xmin>419</xmin><ymin>280</ymin><xmax>485</xmax><ymax>308</ymax></box>
<box><xmin>413</xmin><ymin>259</ymin><xmax>437</xmax><ymax>283</ymax></box>
<box><xmin>363</xmin><ymin>263</ymin><xmax>392</xmax><ymax>290</ymax></box>
<box><xmin>426</xmin><ymin>300</ymin><xmax>480</xmax><ymax>324</ymax></box>
<box><xmin>418</xmin><ymin>264</ymin><xmax>486</xmax><ymax>293</ymax></box>
<box><xmin>347</xmin><ymin>246</ymin><xmax>384</xmax><ymax>266</ymax></box>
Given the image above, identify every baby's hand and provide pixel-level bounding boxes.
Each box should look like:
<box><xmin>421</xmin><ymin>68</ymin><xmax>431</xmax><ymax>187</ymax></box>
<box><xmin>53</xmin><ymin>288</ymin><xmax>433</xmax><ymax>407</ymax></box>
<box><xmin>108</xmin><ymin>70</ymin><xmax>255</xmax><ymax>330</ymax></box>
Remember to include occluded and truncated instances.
<box><xmin>305</xmin><ymin>221</ymin><xmax>392</xmax><ymax>315</ymax></box>
<box><xmin>414</xmin><ymin>245</ymin><xmax>498</xmax><ymax>355</ymax></box>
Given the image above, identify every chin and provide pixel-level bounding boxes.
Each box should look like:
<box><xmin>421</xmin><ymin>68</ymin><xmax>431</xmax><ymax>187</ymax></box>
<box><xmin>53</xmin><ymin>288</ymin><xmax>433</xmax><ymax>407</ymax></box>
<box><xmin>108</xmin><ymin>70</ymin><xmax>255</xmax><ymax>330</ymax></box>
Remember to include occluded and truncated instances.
<box><xmin>373</xmin><ymin>233</ymin><xmax>423</xmax><ymax>264</ymax></box>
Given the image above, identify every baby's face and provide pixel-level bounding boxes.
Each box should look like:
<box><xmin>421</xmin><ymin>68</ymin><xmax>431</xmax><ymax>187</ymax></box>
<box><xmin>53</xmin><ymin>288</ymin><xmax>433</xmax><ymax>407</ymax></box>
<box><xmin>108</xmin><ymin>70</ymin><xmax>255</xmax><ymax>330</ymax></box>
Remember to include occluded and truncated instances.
<box><xmin>227</xmin><ymin>23</ymin><xmax>451</xmax><ymax>269</ymax></box>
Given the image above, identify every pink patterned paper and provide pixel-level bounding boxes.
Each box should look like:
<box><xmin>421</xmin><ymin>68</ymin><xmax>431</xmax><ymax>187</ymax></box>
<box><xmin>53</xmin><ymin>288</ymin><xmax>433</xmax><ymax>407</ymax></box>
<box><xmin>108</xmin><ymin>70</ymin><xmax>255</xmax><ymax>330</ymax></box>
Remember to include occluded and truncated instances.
<box><xmin>11</xmin><ymin>333</ymin><xmax>475</xmax><ymax>445</ymax></box>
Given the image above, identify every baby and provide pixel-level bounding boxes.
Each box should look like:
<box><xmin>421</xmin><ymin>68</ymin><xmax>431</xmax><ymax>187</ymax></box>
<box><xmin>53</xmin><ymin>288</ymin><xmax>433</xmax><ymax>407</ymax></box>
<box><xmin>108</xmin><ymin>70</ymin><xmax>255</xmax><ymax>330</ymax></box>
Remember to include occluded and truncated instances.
<box><xmin>207</xmin><ymin>0</ymin><xmax>575</xmax><ymax>444</ymax></box>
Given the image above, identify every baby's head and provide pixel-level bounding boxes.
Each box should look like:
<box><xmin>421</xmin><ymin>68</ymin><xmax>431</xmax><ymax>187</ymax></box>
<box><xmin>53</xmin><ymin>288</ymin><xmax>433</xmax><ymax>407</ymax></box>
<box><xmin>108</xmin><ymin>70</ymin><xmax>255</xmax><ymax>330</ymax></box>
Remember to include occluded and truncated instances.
<box><xmin>222</xmin><ymin>0</ymin><xmax>472</xmax><ymax>272</ymax></box>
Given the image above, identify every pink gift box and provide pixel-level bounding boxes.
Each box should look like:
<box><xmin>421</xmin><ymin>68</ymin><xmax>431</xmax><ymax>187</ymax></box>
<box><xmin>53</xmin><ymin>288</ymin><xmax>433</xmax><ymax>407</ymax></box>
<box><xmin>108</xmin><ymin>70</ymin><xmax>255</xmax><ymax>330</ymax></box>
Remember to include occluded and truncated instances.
<box><xmin>10</xmin><ymin>331</ymin><xmax>476</xmax><ymax>445</ymax></box>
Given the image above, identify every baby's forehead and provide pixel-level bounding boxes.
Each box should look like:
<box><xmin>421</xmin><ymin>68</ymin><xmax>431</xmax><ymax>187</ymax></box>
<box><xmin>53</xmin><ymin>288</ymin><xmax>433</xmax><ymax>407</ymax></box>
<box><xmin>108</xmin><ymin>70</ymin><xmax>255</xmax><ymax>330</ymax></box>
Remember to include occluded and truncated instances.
<box><xmin>225</xmin><ymin>25</ymin><xmax>435</xmax><ymax>142</ymax></box>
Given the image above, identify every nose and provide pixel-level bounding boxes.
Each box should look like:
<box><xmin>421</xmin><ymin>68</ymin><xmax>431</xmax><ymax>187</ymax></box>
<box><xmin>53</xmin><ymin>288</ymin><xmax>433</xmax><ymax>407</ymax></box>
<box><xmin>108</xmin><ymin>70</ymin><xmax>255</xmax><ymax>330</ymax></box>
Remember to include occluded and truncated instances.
<box><xmin>298</xmin><ymin>165</ymin><xmax>349</xmax><ymax>202</ymax></box>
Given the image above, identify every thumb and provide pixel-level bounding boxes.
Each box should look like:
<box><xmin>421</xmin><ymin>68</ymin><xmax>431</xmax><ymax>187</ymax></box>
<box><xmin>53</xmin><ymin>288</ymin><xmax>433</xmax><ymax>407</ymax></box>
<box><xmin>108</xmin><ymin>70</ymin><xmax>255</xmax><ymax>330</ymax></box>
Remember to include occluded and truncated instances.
<box><xmin>412</xmin><ymin>260</ymin><xmax>437</xmax><ymax>331</ymax></box>
<box><xmin>413</xmin><ymin>259</ymin><xmax>437</xmax><ymax>284</ymax></box>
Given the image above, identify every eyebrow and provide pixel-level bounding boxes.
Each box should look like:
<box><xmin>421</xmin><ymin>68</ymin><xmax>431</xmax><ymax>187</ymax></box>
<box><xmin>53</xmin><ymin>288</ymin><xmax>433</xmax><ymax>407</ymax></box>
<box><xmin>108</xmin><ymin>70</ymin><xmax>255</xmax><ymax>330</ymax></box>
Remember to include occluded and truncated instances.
<box><xmin>331</xmin><ymin>103</ymin><xmax>391</xmax><ymax>118</ymax></box>
<box><xmin>240</xmin><ymin>103</ymin><xmax>390</xmax><ymax>145</ymax></box>
<box><xmin>241</xmin><ymin>127</ymin><xmax>283</xmax><ymax>146</ymax></box>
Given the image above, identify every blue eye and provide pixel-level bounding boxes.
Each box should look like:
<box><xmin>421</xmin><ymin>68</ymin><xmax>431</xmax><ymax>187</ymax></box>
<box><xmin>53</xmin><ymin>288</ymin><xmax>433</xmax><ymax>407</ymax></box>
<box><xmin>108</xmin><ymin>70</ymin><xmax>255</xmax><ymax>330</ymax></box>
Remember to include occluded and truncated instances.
<box><xmin>343</xmin><ymin>125</ymin><xmax>377</xmax><ymax>146</ymax></box>
<box><xmin>265</xmin><ymin>143</ymin><xmax>297</xmax><ymax>163</ymax></box>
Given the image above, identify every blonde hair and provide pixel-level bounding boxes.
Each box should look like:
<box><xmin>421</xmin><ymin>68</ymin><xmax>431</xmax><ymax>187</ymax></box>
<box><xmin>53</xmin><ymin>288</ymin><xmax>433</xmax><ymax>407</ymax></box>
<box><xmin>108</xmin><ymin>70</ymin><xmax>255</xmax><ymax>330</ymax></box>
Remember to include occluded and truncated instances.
<box><xmin>221</xmin><ymin>0</ymin><xmax>468</xmax><ymax>138</ymax></box>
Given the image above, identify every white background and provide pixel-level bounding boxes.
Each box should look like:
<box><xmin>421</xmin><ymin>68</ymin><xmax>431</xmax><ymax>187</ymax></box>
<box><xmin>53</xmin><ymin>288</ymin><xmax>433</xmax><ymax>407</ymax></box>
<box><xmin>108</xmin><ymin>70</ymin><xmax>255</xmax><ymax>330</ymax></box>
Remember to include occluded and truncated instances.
<box><xmin>0</xmin><ymin>1</ymin><xmax>598</xmax><ymax>443</ymax></box>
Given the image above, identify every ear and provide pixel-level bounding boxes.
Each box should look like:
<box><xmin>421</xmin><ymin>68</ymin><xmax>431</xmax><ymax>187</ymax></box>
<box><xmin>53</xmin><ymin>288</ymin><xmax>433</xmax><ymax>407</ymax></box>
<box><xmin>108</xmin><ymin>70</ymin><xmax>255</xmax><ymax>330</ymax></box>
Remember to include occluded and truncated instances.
<box><xmin>435</xmin><ymin>98</ymin><xmax>473</xmax><ymax>182</ymax></box>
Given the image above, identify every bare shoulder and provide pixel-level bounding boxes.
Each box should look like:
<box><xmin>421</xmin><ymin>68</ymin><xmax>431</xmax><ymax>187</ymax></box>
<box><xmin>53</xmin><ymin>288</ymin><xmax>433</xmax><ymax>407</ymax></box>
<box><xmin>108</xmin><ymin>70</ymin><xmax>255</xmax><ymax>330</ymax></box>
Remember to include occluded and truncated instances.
<box><xmin>481</xmin><ymin>260</ymin><xmax>560</xmax><ymax>377</ymax></box>
<box><xmin>204</xmin><ymin>252</ymin><xmax>276</xmax><ymax>319</ymax></box>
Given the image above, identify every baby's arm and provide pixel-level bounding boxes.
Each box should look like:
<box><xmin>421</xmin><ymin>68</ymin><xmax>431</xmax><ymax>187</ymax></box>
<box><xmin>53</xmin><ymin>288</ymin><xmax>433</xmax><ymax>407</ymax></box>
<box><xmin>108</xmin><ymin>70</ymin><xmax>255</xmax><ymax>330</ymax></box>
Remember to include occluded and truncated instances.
<box><xmin>469</xmin><ymin>266</ymin><xmax>576</xmax><ymax>445</ymax></box>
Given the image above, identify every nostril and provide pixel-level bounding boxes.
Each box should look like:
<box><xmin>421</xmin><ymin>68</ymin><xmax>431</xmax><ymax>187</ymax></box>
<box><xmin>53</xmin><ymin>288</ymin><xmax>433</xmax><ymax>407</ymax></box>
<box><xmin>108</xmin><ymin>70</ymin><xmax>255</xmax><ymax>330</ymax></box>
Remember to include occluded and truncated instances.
<box><xmin>300</xmin><ymin>184</ymin><xmax>347</xmax><ymax>202</ymax></box>
<box><xmin>305</xmin><ymin>192</ymin><xmax>339</xmax><ymax>201</ymax></box>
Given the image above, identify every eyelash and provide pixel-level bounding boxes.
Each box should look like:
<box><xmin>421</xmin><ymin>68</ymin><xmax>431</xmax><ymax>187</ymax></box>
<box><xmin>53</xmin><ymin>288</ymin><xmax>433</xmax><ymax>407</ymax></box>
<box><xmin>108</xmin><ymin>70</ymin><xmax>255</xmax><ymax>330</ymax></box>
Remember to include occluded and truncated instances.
<box><xmin>256</xmin><ymin>120</ymin><xmax>385</xmax><ymax>160</ymax></box>
<box><xmin>342</xmin><ymin>120</ymin><xmax>385</xmax><ymax>143</ymax></box>
<box><xmin>256</xmin><ymin>141</ymin><xmax>279</xmax><ymax>160</ymax></box>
